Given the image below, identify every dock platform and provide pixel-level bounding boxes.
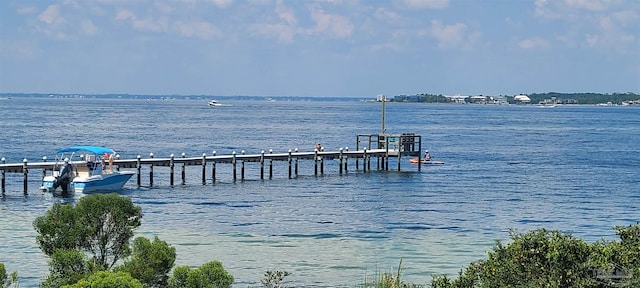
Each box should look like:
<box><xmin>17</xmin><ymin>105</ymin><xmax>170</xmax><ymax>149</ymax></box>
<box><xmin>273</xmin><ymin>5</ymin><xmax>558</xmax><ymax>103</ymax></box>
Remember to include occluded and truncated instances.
<box><xmin>1</xmin><ymin>133</ymin><xmax>428</xmax><ymax>195</ymax></box>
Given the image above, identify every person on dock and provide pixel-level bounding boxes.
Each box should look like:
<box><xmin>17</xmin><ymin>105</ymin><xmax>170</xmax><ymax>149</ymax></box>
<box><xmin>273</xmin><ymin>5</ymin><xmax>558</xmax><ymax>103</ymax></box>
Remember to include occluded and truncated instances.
<box><xmin>424</xmin><ymin>150</ymin><xmax>432</xmax><ymax>161</ymax></box>
<box><xmin>315</xmin><ymin>143</ymin><xmax>322</xmax><ymax>151</ymax></box>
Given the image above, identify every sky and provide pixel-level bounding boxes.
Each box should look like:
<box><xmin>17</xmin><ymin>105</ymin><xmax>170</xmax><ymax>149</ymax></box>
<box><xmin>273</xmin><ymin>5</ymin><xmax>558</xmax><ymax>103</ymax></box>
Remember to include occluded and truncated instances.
<box><xmin>1</xmin><ymin>0</ymin><xmax>639</xmax><ymax>97</ymax></box>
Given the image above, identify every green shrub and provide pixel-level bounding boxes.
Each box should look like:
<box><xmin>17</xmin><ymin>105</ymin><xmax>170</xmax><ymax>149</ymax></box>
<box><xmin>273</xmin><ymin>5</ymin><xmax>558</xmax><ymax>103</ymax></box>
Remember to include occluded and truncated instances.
<box><xmin>62</xmin><ymin>270</ymin><xmax>143</xmax><ymax>288</ymax></box>
<box><xmin>431</xmin><ymin>224</ymin><xmax>640</xmax><ymax>288</ymax></box>
<box><xmin>260</xmin><ymin>270</ymin><xmax>291</xmax><ymax>288</ymax></box>
<box><xmin>115</xmin><ymin>236</ymin><xmax>176</xmax><ymax>287</ymax></box>
<box><xmin>168</xmin><ymin>260</ymin><xmax>234</xmax><ymax>288</ymax></box>
<box><xmin>363</xmin><ymin>259</ymin><xmax>424</xmax><ymax>288</ymax></box>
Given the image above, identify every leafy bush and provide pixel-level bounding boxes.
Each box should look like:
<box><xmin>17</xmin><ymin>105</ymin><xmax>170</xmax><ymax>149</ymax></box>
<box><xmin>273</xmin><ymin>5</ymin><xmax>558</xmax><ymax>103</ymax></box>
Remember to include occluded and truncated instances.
<box><xmin>0</xmin><ymin>263</ymin><xmax>19</xmax><ymax>288</ymax></box>
<box><xmin>115</xmin><ymin>236</ymin><xmax>176</xmax><ymax>288</ymax></box>
<box><xmin>61</xmin><ymin>270</ymin><xmax>143</xmax><ymax>288</ymax></box>
<box><xmin>260</xmin><ymin>270</ymin><xmax>291</xmax><ymax>288</ymax></box>
<box><xmin>431</xmin><ymin>224</ymin><xmax>640</xmax><ymax>288</ymax></box>
<box><xmin>33</xmin><ymin>193</ymin><xmax>142</xmax><ymax>270</ymax></box>
<box><xmin>362</xmin><ymin>259</ymin><xmax>424</xmax><ymax>288</ymax></box>
<box><xmin>41</xmin><ymin>249</ymin><xmax>97</xmax><ymax>288</ymax></box>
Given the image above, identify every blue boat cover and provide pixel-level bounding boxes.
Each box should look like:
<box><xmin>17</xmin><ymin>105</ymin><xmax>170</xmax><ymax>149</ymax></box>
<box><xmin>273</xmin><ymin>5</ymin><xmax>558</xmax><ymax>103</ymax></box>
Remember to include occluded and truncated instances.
<box><xmin>56</xmin><ymin>146</ymin><xmax>115</xmax><ymax>155</ymax></box>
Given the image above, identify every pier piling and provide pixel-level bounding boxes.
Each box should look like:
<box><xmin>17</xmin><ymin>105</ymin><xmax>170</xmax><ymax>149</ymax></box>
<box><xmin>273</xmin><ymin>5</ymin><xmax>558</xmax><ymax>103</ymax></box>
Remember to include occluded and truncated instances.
<box><xmin>149</xmin><ymin>153</ymin><xmax>154</xmax><ymax>187</ymax></box>
<box><xmin>1</xmin><ymin>157</ymin><xmax>5</xmax><ymax>196</ymax></box>
<box><xmin>232</xmin><ymin>151</ymin><xmax>237</xmax><ymax>182</ymax></box>
<box><xmin>241</xmin><ymin>150</ymin><xmax>245</xmax><ymax>181</ymax></box>
<box><xmin>170</xmin><ymin>154</ymin><xmax>175</xmax><ymax>186</ymax></box>
<box><xmin>22</xmin><ymin>159</ymin><xmax>28</xmax><ymax>195</ymax></box>
<box><xmin>181</xmin><ymin>152</ymin><xmax>186</xmax><ymax>185</ymax></box>
<box><xmin>269</xmin><ymin>149</ymin><xmax>273</xmax><ymax>179</ymax></box>
<box><xmin>211</xmin><ymin>151</ymin><xmax>217</xmax><ymax>184</ymax></box>
<box><xmin>201</xmin><ymin>153</ymin><xmax>206</xmax><ymax>185</ymax></box>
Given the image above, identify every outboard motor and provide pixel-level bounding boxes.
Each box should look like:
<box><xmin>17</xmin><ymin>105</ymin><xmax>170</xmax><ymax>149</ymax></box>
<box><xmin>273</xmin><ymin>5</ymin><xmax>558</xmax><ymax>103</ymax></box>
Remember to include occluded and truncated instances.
<box><xmin>53</xmin><ymin>161</ymin><xmax>72</xmax><ymax>193</ymax></box>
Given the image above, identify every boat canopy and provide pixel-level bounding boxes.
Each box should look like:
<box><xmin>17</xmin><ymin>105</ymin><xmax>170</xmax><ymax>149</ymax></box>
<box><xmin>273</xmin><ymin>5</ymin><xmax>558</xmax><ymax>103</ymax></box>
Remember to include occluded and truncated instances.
<box><xmin>56</xmin><ymin>146</ymin><xmax>115</xmax><ymax>155</ymax></box>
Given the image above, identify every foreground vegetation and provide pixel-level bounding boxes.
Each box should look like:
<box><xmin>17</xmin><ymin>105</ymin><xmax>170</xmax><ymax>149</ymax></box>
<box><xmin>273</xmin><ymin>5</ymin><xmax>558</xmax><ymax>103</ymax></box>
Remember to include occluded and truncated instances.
<box><xmin>1</xmin><ymin>193</ymin><xmax>638</xmax><ymax>287</ymax></box>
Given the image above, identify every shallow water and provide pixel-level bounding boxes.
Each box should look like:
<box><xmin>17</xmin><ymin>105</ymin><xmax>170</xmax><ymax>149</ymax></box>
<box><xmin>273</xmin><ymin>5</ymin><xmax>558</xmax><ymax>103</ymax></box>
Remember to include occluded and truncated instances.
<box><xmin>1</xmin><ymin>97</ymin><xmax>639</xmax><ymax>286</ymax></box>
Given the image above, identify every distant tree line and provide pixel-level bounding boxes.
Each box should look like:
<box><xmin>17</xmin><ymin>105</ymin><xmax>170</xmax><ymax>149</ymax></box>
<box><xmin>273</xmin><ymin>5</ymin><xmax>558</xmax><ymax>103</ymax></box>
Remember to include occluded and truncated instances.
<box><xmin>395</xmin><ymin>92</ymin><xmax>640</xmax><ymax>104</ymax></box>
<box><xmin>527</xmin><ymin>92</ymin><xmax>640</xmax><ymax>105</ymax></box>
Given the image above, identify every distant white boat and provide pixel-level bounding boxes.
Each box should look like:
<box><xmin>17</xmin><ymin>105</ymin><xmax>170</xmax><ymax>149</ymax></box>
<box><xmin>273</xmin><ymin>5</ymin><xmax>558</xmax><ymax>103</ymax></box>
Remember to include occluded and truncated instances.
<box><xmin>208</xmin><ymin>100</ymin><xmax>232</xmax><ymax>107</ymax></box>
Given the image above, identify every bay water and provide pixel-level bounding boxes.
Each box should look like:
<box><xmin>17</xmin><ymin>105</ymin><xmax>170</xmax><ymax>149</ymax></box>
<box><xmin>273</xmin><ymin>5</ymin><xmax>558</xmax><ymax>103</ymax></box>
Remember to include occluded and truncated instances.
<box><xmin>1</xmin><ymin>96</ymin><xmax>639</xmax><ymax>287</ymax></box>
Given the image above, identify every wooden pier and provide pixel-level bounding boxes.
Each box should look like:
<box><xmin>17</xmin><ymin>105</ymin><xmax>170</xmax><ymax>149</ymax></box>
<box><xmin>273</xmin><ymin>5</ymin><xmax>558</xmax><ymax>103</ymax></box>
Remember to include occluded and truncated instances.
<box><xmin>0</xmin><ymin>133</ymin><xmax>425</xmax><ymax>195</ymax></box>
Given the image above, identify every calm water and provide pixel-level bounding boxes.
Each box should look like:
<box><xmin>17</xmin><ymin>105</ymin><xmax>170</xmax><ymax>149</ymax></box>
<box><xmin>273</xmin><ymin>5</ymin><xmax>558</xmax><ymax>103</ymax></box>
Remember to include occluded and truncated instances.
<box><xmin>1</xmin><ymin>97</ymin><xmax>639</xmax><ymax>287</ymax></box>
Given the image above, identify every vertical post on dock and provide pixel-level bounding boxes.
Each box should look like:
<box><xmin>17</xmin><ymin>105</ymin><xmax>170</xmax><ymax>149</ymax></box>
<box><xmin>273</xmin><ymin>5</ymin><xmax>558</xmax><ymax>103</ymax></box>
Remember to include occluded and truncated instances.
<box><xmin>241</xmin><ymin>150</ymin><xmax>245</xmax><ymax>181</ymax></box>
<box><xmin>149</xmin><ymin>153</ymin><xmax>154</xmax><ymax>187</ymax></box>
<box><xmin>384</xmin><ymin>139</ymin><xmax>390</xmax><ymax>171</ymax></box>
<box><xmin>314</xmin><ymin>148</ymin><xmax>318</xmax><ymax>176</ymax></box>
<box><xmin>169</xmin><ymin>154</ymin><xmax>175</xmax><ymax>187</ymax></box>
<box><xmin>418</xmin><ymin>136</ymin><xmax>422</xmax><ymax>172</ymax></box>
<box><xmin>1</xmin><ymin>157</ymin><xmax>6</xmax><ymax>196</ymax></box>
<box><xmin>201</xmin><ymin>153</ymin><xmax>206</xmax><ymax>185</ymax></box>
<box><xmin>344</xmin><ymin>147</ymin><xmax>349</xmax><ymax>173</ymax></box>
<box><xmin>320</xmin><ymin>147</ymin><xmax>324</xmax><ymax>175</ymax></box>
<box><xmin>339</xmin><ymin>148</ymin><xmax>343</xmax><ymax>174</ymax></box>
<box><xmin>181</xmin><ymin>152</ymin><xmax>186</xmax><ymax>185</ymax></box>
<box><xmin>232</xmin><ymin>151</ymin><xmax>237</xmax><ymax>183</ymax></box>
<box><xmin>269</xmin><ymin>149</ymin><xmax>273</xmax><ymax>179</ymax></box>
<box><xmin>397</xmin><ymin>146</ymin><xmax>401</xmax><ymax>171</ymax></box>
<box><xmin>260</xmin><ymin>150</ymin><xmax>265</xmax><ymax>180</ymax></box>
<box><xmin>288</xmin><ymin>149</ymin><xmax>292</xmax><ymax>179</ymax></box>
<box><xmin>42</xmin><ymin>156</ymin><xmax>47</xmax><ymax>180</ymax></box>
<box><xmin>136</xmin><ymin>155</ymin><xmax>141</xmax><ymax>187</ymax></box>
<box><xmin>22</xmin><ymin>158</ymin><xmax>28</xmax><ymax>195</ymax></box>
<box><xmin>363</xmin><ymin>149</ymin><xmax>367</xmax><ymax>173</ymax></box>
<box><xmin>211</xmin><ymin>151</ymin><xmax>217</xmax><ymax>185</ymax></box>
<box><xmin>294</xmin><ymin>148</ymin><xmax>299</xmax><ymax>177</ymax></box>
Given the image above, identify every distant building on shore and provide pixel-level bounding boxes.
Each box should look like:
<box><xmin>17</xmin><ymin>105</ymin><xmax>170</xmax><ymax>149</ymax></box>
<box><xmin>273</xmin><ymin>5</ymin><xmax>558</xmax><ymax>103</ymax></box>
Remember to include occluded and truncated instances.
<box><xmin>514</xmin><ymin>94</ymin><xmax>531</xmax><ymax>103</ymax></box>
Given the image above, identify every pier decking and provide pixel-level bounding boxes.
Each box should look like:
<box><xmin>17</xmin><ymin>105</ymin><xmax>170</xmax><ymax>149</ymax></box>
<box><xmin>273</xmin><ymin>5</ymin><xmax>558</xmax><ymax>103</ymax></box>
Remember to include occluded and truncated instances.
<box><xmin>1</xmin><ymin>133</ymin><xmax>426</xmax><ymax>195</ymax></box>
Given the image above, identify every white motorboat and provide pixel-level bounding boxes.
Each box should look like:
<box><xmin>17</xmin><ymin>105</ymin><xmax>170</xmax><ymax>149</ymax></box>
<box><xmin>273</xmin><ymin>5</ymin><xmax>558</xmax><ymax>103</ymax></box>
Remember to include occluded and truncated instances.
<box><xmin>40</xmin><ymin>146</ymin><xmax>134</xmax><ymax>195</ymax></box>
<box><xmin>207</xmin><ymin>100</ymin><xmax>232</xmax><ymax>107</ymax></box>
<box><xmin>208</xmin><ymin>100</ymin><xmax>222</xmax><ymax>106</ymax></box>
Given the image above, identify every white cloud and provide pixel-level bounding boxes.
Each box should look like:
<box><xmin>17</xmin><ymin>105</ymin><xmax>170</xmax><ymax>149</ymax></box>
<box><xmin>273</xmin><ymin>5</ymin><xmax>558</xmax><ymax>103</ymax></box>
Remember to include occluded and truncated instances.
<box><xmin>373</xmin><ymin>7</ymin><xmax>403</xmax><ymax>24</ymax></box>
<box><xmin>564</xmin><ymin>0</ymin><xmax>611</xmax><ymax>11</ymax></box>
<box><xmin>533</xmin><ymin>0</ymin><xmax>638</xmax><ymax>52</ymax></box>
<box><xmin>115</xmin><ymin>9</ymin><xmax>135</xmax><ymax>21</ymax></box>
<box><xmin>430</xmin><ymin>20</ymin><xmax>467</xmax><ymax>49</ymax></box>
<box><xmin>211</xmin><ymin>0</ymin><xmax>233</xmax><ymax>8</ymax></box>
<box><xmin>395</xmin><ymin>0</ymin><xmax>449</xmax><ymax>9</ymax></box>
<box><xmin>518</xmin><ymin>37</ymin><xmax>550</xmax><ymax>49</ymax></box>
<box><xmin>309</xmin><ymin>6</ymin><xmax>353</xmax><ymax>38</ymax></box>
<box><xmin>81</xmin><ymin>20</ymin><xmax>98</xmax><ymax>36</ymax></box>
<box><xmin>38</xmin><ymin>5</ymin><xmax>63</xmax><ymax>25</ymax></box>
<box><xmin>276</xmin><ymin>0</ymin><xmax>297</xmax><ymax>25</ymax></box>
<box><xmin>250</xmin><ymin>23</ymin><xmax>296</xmax><ymax>43</ymax></box>
<box><xmin>174</xmin><ymin>21</ymin><xmax>221</xmax><ymax>39</ymax></box>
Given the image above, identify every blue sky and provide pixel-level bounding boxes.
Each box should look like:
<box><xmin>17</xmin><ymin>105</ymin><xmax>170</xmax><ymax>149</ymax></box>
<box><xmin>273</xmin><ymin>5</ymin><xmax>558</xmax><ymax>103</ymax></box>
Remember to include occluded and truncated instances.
<box><xmin>1</xmin><ymin>0</ymin><xmax>638</xmax><ymax>97</ymax></box>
